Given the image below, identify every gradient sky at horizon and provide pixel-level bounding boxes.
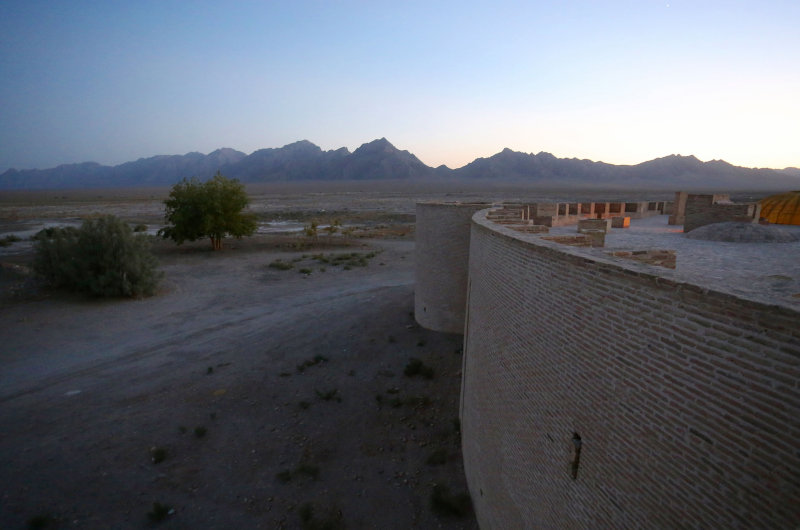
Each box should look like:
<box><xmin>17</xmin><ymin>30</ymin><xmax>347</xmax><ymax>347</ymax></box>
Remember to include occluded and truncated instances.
<box><xmin>1</xmin><ymin>0</ymin><xmax>798</xmax><ymax>173</ymax></box>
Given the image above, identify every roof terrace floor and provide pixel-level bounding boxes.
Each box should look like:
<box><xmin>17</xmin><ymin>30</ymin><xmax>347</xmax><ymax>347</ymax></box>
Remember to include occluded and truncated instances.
<box><xmin>546</xmin><ymin>215</ymin><xmax>800</xmax><ymax>310</ymax></box>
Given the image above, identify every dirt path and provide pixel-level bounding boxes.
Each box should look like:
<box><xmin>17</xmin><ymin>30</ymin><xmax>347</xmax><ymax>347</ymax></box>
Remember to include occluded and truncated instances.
<box><xmin>0</xmin><ymin>238</ymin><xmax>477</xmax><ymax>529</ymax></box>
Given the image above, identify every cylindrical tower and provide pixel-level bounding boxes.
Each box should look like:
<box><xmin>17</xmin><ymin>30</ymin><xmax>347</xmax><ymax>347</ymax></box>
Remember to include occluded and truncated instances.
<box><xmin>414</xmin><ymin>202</ymin><xmax>489</xmax><ymax>333</ymax></box>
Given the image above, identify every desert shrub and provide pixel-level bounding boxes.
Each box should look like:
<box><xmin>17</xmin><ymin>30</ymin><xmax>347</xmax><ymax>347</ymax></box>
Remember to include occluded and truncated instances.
<box><xmin>147</xmin><ymin>502</ymin><xmax>173</xmax><ymax>522</ymax></box>
<box><xmin>268</xmin><ymin>259</ymin><xmax>293</xmax><ymax>270</ymax></box>
<box><xmin>26</xmin><ymin>514</ymin><xmax>56</xmax><ymax>529</ymax></box>
<box><xmin>276</xmin><ymin>463</ymin><xmax>320</xmax><ymax>484</ymax></box>
<box><xmin>430</xmin><ymin>484</ymin><xmax>472</xmax><ymax>517</ymax></box>
<box><xmin>298</xmin><ymin>502</ymin><xmax>345</xmax><ymax>530</ymax></box>
<box><xmin>304</xmin><ymin>221</ymin><xmax>319</xmax><ymax>239</ymax></box>
<box><xmin>33</xmin><ymin>216</ymin><xmax>161</xmax><ymax>297</ymax></box>
<box><xmin>295</xmin><ymin>463</ymin><xmax>320</xmax><ymax>479</ymax></box>
<box><xmin>32</xmin><ymin>226</ymin><xmax>79</xmax><ymax>241</ymax></box>
<box><xmin>315</xmin><ymin>388</ymin><xmax>340</xmax><ymax>402</ymax></box>
<box><xmin>150</xmin><ymin>446</ymin><xmax>167</xmax><ymax>464</ymax></box>
<box><xmin>297</xmin><ymin>355</ymin><xmax>328</xmax><ymax>372</ymax></box>
<box><xmin>426</xmin><ymin>448</ymin><xmax>448</xmax><ymax>466</ymax></box>
<box><xmin>404</xmin><ymin>358</ymin><xmax>434</xmax><ymax>379</ymax></box>
<box><xmin>132</xmin><ymin>223</ymin><xmax>148</xmax><ymax>232</ymax></box>
<box><xmin>0</xmin><ymin>234</ymin><xmax>22</xmax><ymax>247</ymax></box>
<box><xmin>311</xmin><ymin>251</ymin><xmax>379</xmax><ymax>269</ymax></box>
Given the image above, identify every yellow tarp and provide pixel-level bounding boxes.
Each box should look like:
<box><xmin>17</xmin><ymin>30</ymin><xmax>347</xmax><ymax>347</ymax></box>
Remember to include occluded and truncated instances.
<box><xmin>760</xmin><ymin>191</ymin><xmax>800</xmax><ymax>225</ymax></box>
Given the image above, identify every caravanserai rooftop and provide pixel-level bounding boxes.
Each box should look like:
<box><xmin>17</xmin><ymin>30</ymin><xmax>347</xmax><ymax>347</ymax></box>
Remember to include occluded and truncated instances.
<box><xmin>482</xmin><ymin>196</ymin><xmax>800</xmax><ymax>310</ymax></box>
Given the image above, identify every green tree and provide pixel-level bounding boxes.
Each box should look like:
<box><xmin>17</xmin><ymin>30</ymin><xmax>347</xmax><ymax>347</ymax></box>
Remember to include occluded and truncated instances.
<box><xmin>160</xmin><ymin>172</ymin><xmax>257</xmax><ymax>250</ymax></box>
<box><xmin>33</xmin><ymin>216</ymin><xmax>161</xmax><ymax>297</ymax></box>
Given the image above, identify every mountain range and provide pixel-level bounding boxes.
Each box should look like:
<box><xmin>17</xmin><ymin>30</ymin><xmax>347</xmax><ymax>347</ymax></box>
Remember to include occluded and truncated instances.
<box><xmin>2</xmin><ymin>138</ymin><xmax>798</xmax><ymax>190</ymax></box>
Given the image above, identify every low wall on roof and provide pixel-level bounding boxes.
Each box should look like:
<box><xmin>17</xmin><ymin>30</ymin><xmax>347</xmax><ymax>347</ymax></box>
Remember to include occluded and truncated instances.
<box><xmin>461</xmin><ymin>209</ymin><xmax>800</xmax><ymax>528</ymax></box>
<box><xmin>414</xmin><ymin>202</ymin><xmax>489</xmax><ymax>333</ymax></box>
<box><xmin>683</xmin><ymin>193</ymin><xmax>761</xmax><ymax>232</ymax></box>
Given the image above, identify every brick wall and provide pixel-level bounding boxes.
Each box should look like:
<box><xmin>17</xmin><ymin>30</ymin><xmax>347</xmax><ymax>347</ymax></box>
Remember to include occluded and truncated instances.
<box><xmin>461</xmin><ymin>210</ymin><xmax>800</xmax><ymax>529</ymax></box>
<box><xmin>669</xmin><ymin>191</ymin><xmax>689</xmax><ymax>225</ymax></box>
<box><xmin>683</xmin><ymin>194</ymin><xmax>761</xmax><ymax>232</ymax></box>
<box><xmin>414</xmin><ymin>202</ymin><xmax>489</xmax><ymax>333</ymax></box>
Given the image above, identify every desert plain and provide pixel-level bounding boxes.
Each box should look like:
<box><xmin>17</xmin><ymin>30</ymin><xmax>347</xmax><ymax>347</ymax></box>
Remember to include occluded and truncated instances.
<box><xmin>0</xmin><ymin>181</ymin><xmax>683</xmax><ymax>529</ymax></box>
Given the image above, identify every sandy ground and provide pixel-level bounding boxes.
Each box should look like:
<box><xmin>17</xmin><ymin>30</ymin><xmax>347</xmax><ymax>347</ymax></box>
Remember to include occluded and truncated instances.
<box><xmin>0</xmin><ymin>187</ymin><xmax>479</xmax><ymax>529</ymax></box>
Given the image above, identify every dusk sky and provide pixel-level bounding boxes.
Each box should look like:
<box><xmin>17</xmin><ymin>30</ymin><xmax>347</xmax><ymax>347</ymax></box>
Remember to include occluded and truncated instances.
<box><xmin>1</xmin><ymin>1</ymin><xmax>798</xmax><ymax>173</ymax></box>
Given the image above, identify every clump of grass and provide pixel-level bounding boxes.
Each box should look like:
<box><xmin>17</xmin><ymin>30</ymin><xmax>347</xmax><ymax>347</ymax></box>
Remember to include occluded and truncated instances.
<box><xmin>299</xmin><ymin>267</ymin><xmax>313</xmax><ymax>275</ymax></box>
<box><xmin>299</xmin><ymin>400</ymin><xmax>311</xmax><ymax>410</ymax></box>
<box><xmin>299</xmin><ymin>503</ymin><xmax>314</xmax><ymax>523</ymax></box>
<box><xmin>430</xmin><ymin>484</ymin><xmax>472</xmax><ymax>518</ymax></box>
<box><xmin>298</xmin><ymin>502</ymin><xmax>345</xmax><ymax>530</ymax></box>
<box><xmin>416</xmin><ymin>339</ymin><xmax>426</xmax><ymax>347</ymax></box>
<box><xmin>276</xmin><ymin>463</ymin><xmax>320</xmax><ymax>484</ymax></box>
<box><xmin>268</xmin><ymin>259</ymin><xmax>294</xmax><ymax>270</ymax></box>
<box><xmin>295</xmin><ymin>463</ymin><xmax>320</xmax><ymax>479</ymax></box>
<box><xmin>193</xmin><ymin>426</ymin><xmax>207</xmax><ymax>438</ymax></box>
<box><xmin>315</xmin><ymin>388</ymin><xmax>341</xmax><ymax>402</ymax></box>
<box><xmin>297</xmin><ymin>355</ymin><xmax>328</xmax><ymax>372</ymax></box>
<box><xmin>206</xmin><ymin>366</ymin><xmax>213</xmax><ymax>375</ymax></box>
<box><xmin>389</xmin><ymin>395</ymin><xmax>431</xmax><ymax>408</ymax></box>
<box><xmin>407</xmin><ymin>395</ymin><xmax>432</xmax><ymax>407</ymax></box>
<box><xmin>147</xmin><ymin>502</ymin><xmax>174</xmax><ymax>522</ymax></box>
<box><xmin>404</xmin><ymin>358</ymin><xmax>434</xmax><ymax>379</ymax></box>
<box><xmin>150</xmin><ymin>446</ymin><xmax>167</xmax><ymax>464</ymax></box>
<box><xmin>387</xmin><ymin>335</ymin><xmax>397</xmax><ymax>344</ymax></box>
<box><xmin>426</xmin><ymin>448</ymin><xmax>447</xmax><ymax>466</ymax></box>
<box><xmin>178</xmin><ymin>425</ymin><xmax>187</xmax><ymax>434</ymax></box>
<box><xmin>311</xmin><ymin>251</ymin><xmax>379</xmax><ymax>270</ymax></box>
<box><xmin>132</xmin><ymin>224</ymin><xmax>148</xmax><ymax>233</ymax></box>
<box><xmin>27</xmin><ymin>513</ymin><xmax>56</xmax><ymax>529</ymax></box>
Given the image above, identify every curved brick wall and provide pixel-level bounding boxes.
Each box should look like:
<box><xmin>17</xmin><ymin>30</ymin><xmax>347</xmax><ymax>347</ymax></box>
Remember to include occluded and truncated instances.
<box><xmin>414</xmin><ymin>202</ymin><xmax>489</xmax><ymax>333</ymax></box>
<box><xmin>461</xmin><ymin>209</ymin><xmax>800</xmax><ymax>529</ymax></box>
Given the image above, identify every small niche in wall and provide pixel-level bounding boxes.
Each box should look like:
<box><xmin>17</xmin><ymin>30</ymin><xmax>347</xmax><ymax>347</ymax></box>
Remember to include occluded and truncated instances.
<box><xmin>571</xmin><ymin>432</ymin><xmax>582</xmax><ymax>480</ymax></box>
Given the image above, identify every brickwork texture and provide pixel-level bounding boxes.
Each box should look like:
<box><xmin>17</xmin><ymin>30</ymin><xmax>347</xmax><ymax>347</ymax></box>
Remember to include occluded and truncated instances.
<box><xmin>461</xmin><ymin>210</ymin><xmax>800</xmax><ymax>529</ymax></box>
<box><xmin>414</xmin><ymin>202</ymin><xmax>488</xmax><ymax>333</ymax></box>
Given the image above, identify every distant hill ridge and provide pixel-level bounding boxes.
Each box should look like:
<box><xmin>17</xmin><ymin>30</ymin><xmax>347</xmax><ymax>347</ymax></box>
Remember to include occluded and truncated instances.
<box><xmin>1</xmin><ymin>138</ymin><xmax>798</xmax><ymax>190</ymax></box>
